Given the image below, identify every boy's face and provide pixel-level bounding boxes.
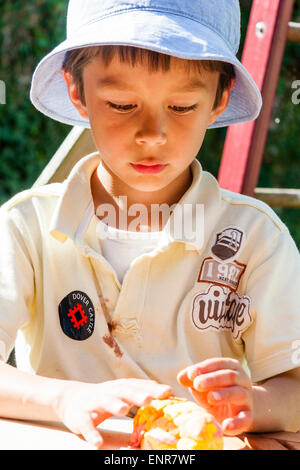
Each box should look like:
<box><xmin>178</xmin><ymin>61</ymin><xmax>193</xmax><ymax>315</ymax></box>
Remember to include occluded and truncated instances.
<box><xmin>64</xmin><ymin>53</ymin><xmax>230</xmax><ymax>197</ymax></box>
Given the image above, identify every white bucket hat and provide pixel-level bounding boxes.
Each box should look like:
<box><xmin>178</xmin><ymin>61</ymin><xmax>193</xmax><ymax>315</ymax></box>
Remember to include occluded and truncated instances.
<box><xmin>30</xmin><ymin>0</ymin><xmax>262</xmax><ymax>129</ymax></box>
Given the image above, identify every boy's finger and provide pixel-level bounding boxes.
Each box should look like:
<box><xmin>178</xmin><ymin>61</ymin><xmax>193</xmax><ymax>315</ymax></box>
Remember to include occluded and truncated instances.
<box><xmin>177</xmin><ymin>369</ymin><xmax>193</xmax><ymax>388</ymax></box>
<box><xmin>119</xmin><ymin>382</ymin><xmax>173</xmax><ymax>407</ymax></box>
<box><xmin>177</xmin><ymin>358</ymin><xmax>247</xmax><ymax>390</ymax></box>
<box><xmin>137</xmin><ymin>385</ymin><xmax>173</xmax><ymax>407</ymax></box>
<box><xmin>79</xmin><ymin>415</ymin><xmax>104</xmax><ymax>449</ymax></box>
<box><xmin>188</xmin><ymin>387</ymin><xmax>211</xmax><ymax>409</ymax></box>
<box><xmin>150</xmin><ymin>383</ymin><xmax>173</xmax><ymax>399</ymax></box>
<box><xmin>99</xmin><ymin>396</ymin><xmax>132</xmax><ymax>416</ymax></box>
<box><xmin>221</xmin><ymin>410</ymin><xmax>253</xmax><ymax>436</ymax></box>
<box><xmin>100</xmin><ymin>383</ymin><xmax>173</xmax><ymax>411</ymax></box>
<box><xmin>193</xmin><ymin>369</ymin><xmax>251</xmax><ymax>392</ymax></box>
<box><xmin>207</xmin><ymin>386</ymin><xmax>251</xmax><ymax>406</ymax></box>
<box><xmin>187</xmin><ymin>358</ymin><xmax>245</xmax><ymax>380</ymax></box>
<box><xmin>90</xmin><ymin>410</ymin><xmax>112</xmax><ymax>427</ymax></box>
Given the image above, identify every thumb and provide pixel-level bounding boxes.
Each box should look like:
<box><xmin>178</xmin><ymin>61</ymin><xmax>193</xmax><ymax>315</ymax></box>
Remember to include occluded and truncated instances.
<box><xmin>79</xmin><ymin>414</ymin><xmax>104</xmax><ymax>449</ymax></box>
<box><xmin>189</xmin><ymin>387</ymin><xmax>211</xmax><ymax>409</ymax></box>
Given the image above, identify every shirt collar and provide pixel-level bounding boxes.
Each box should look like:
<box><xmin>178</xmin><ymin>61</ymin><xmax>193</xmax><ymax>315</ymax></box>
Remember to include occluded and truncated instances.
<box><xmin>49</xmin><ymin>152</ymin><xmax>222</xmax><ymax>254</ymax></box>
<box><xmin>49</xmin><ymin>152</ymin><xmax>100</xmax><ymax>243</ymax></box>
<box><xmin>163</xmin><ymin>157</ymin><xmax>222</xmax><ymax>253</ymax></box>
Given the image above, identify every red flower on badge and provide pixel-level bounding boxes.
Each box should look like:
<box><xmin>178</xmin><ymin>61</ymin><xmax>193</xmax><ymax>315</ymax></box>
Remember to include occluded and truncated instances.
<box><xmin>67</xmin><ymin>303</ymin><xmax>88</xmax><ymax>329</ymax></box>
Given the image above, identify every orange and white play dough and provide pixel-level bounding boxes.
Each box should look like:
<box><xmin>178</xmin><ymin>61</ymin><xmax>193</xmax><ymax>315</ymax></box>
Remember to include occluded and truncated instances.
<box><xmin>129</xmin><ymin>397</ymin><xmax>223</xmax><ymax>450</ymax></box>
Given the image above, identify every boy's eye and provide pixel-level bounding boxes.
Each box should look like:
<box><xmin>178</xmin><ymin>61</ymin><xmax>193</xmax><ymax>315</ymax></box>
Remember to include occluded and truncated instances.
<box><xmin>170</xmin><ymin>104</ymin><xmax>198</xmax><ymax>113</ymax></box>
<box><xmin>107</xmin><ymin>102</ymin><xmax>137</xmax><ymax>112</ymax></box>
<box><xmin>106</xmin><ymin>102</ymin><xmax>198</xmax><ymax>113</ymax></box>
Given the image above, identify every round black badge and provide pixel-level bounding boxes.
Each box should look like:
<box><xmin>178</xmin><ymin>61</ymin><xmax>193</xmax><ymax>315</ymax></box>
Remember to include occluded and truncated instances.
<box><xmin>58</xmin><ymin>290</ymin><xmax>95</xmax><ymax>341</ymax></box>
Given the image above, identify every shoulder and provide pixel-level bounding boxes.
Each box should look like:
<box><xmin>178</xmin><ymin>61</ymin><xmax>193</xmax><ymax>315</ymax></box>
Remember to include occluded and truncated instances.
<box><xmin>1</xmin><ymin>182</ymin><xmax>62</xmax><ymax>211</ymax></box>
<box><xmin>0</xmin><ymin>182</ymin><xmax>63</xmax><ymax>231</ymax></box>
<box><xmin>219</xmin><ymin>188</ymin><xmax>287</xmax><ymax>234</ymax></box>
<box><xmin>1</xmin><ymin>183</ymin><xmax>62</xmax><ymax>213</ymax></box>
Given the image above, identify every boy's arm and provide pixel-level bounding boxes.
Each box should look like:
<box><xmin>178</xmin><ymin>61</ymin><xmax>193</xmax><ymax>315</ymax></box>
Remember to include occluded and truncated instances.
<box><xmin>0</xmin><ymin>361</ymin><xmax>172</xmax><ymax>448</ymax></box>
<box><xmin>0</xmin><ymin>360</ymin><xmax>72</xmax><ymax>423</ymax></box>
<box><xmin>251</xmin><ymin>367</ymin><xmax>300</xmax><ymax>433</ymax></box>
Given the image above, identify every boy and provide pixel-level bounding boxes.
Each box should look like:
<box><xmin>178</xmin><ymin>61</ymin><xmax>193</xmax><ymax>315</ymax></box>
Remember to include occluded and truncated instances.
<box><xmin>1</xmin><ymin>0</ymin><xmax>300</xmax><ymax>449</ymax></box>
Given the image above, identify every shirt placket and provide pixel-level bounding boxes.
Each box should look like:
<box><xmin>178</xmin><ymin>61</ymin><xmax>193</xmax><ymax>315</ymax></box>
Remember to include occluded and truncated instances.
<box><xmin>80</xmin><ymin>248</ymin><xmax>152</xmax><ymax>379</ymax></box>
<box><xmin>87</xmin><ymin>248</ymin><xmax>152</xmax><ymax>354</ymax></box>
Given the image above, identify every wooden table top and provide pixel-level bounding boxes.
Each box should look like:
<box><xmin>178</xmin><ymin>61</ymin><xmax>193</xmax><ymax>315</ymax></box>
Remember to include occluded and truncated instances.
<box><xmin>0</xmin><ymin>416</ymin><xmax>299</xmax><ymax>450</ymax></box>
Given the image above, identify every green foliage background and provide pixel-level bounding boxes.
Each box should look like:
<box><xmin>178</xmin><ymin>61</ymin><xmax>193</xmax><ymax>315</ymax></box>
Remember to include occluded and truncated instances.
<box><xmin>0</xmin><ymin>0</ymin><xmax>299</xmax><ymax>248</ymax></box>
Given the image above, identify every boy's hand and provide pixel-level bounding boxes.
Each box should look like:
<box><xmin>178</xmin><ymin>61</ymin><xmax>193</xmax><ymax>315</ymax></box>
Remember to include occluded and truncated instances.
<box><xmin>55</xmin><ymin>378</ymin><xmax>172</xmax><ymax>449</ymax></box>
<box><xmin>177</xmin><ymin>358</ymin><xmax>253</xmax><ymax>436</ymax></box>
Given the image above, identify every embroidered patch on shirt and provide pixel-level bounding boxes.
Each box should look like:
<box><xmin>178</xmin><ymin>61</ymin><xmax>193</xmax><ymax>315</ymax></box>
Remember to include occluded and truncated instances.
<box><xmin>58</xmin><ymin>290</ymin><xmax>95</xmax><ymax>341</ymax></box>
<box><xmin>191</xmin><ymin>285</ymin><xmax>252</xmax><ymax>341</ymax></box>
<box><xmin>198</xmin><ymin>257</ymin><xmax>246</xmax><ymax>291</ymax></box>
<box><xmin>211</xmin><ymin>226</ymin><xmax>244</xmax><ymax>261</ymax></box>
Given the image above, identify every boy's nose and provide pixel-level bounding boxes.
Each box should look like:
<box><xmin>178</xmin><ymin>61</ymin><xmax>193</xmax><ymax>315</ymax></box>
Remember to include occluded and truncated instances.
<box><xmin>135</xmin><ymin>114</ymin><xmax>167</xmax><ymax>146</ymax></box>
<box><xmin>135</xmin><ymin>129</ymin><xmax>167</xmax><ymax>146</ymax></box>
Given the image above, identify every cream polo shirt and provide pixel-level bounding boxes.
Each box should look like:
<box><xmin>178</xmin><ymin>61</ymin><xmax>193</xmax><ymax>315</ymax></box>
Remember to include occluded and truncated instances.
<box><xmin>1</xmin><ymin>152</ymin><xmax>300</xmax><ymax>397</ymax></box>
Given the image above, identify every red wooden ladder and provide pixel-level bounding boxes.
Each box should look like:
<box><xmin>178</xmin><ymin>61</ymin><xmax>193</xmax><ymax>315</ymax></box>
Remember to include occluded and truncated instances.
<box><xmin>218</xmin><ymin>0</ymin><xmax>295</xmax><ymax>196</ymax></box>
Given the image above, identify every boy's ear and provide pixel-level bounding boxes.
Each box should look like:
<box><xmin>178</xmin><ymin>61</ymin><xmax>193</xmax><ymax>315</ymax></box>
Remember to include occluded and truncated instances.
<box><xmin>208</xmin><ymin>78</ymin><xmax>235</xmax><ymax>127</ymax></box>
<box><xmin>62</xmin><ymin>70</ymin><xmax>89</xmax><ymax>120</ymax></box>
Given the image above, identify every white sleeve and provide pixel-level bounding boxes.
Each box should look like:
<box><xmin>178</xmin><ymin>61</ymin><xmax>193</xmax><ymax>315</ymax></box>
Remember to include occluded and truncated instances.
<box><xmin>0</xmin><ymin>206</ymin><xmax>35</xmax><ymax>362</ymax></box>
<box><xmin>242</xmin><ymin>228</ymin><xmax>300</xmax><ymax>382</ymax></box>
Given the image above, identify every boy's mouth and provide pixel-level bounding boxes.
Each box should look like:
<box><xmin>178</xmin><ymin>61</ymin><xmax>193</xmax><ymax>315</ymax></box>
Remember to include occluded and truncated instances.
<box><xmin>130</xmin><ymin>162</ymin><xmax>168</xmax><ymax>174</ymax></box>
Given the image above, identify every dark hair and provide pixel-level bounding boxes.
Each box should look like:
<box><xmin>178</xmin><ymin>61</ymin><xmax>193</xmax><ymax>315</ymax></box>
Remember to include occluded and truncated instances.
<box><xmin>62</xmin><ymin>45</ymin><xmax>235</xmax><ymax>109</ymax></box>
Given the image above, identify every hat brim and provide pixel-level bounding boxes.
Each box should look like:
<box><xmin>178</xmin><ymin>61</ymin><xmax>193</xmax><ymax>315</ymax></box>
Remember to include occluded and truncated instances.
<box><xmin>30</xmin><ymin>10</ymin><xmax>262</xmax><ymax>129</ymax></box>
